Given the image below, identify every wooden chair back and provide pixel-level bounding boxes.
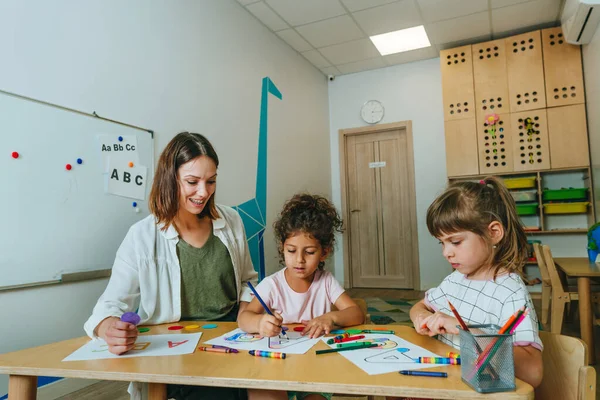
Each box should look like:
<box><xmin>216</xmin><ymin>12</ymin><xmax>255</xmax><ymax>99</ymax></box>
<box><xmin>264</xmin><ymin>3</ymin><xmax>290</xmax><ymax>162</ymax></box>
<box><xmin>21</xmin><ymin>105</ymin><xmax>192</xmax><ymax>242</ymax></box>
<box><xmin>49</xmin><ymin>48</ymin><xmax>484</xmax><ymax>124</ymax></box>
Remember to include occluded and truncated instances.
<box><xmin>541</xmin><ymin>244</ymin><xmax>570</xmax><ymax>298</ymax></box>
<box><xmin>332</xmin><ymin>298</ymin><xmax>370</xmax><ymax>324</ymax></box>
<box><xmin>536</xmin><ymin>330</ymin><xmax>596</xmax><ymax>400</ymax></box>
<box><xmin>533</xmin><ymin>243</ymin><xmax>551</xmax><ymax>287</ymax></box>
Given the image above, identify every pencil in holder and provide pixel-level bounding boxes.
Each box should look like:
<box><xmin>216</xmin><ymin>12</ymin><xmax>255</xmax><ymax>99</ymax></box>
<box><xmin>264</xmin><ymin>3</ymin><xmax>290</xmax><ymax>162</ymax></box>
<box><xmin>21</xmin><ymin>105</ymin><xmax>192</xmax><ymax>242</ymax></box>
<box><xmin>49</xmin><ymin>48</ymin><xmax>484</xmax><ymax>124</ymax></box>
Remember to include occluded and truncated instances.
<box><xmin>459</xmin><ymin>324</ymin><xmax>515</xmax><ymax>393</ymax></box>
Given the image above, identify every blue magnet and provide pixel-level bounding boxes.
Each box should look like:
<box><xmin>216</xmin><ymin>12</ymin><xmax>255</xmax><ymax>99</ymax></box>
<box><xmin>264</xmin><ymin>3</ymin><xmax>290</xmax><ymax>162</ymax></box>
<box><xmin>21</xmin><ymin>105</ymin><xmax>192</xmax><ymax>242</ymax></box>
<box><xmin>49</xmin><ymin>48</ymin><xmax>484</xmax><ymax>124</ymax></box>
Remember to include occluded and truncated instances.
<box><xmin>118</xmin><ymin>136</ymin><xmax>123</xmax><ymax>142</ymax></box>
<box><xmin>132</xmin><ymin>202</ymin><xmax>137</xmax><ymax>207</ymax></box>
<box><xmin>76</xmin><ymin>158</ymin><xmax>83</xmax><ymax>164</ymax></box>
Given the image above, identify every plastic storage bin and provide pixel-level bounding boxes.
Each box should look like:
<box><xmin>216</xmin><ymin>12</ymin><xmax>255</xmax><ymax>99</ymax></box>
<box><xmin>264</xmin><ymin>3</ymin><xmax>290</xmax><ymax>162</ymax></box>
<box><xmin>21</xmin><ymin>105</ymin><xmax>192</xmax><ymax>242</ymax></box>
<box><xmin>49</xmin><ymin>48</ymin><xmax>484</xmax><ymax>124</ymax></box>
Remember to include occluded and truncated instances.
<box><xmin>511</xmin><ymin>190</ymin><xmax>537</xmax><ymax>202</ymax></box>
<box><xmin>543</xmin><ymin>202</ymin><xmax>589</xmax><ymax>214</ymax></box>
<box><xmin>460</xmin><ymin>325</ymin><xmax>515</xmax><ymax>393</ymax></box>
<box><xmin>542</xmin><ymin>188</ymin><xmax>587</xmax><ymax>201</ymax></box>
<box><xmin>503</xmin><ymin>176</ymin><xmax>536</xmax><ymax>189</ymax></box>
<box><xmin>516</xmin><ymin>203</ymin><xmax>538</xmax><ymax>216</ymax></box>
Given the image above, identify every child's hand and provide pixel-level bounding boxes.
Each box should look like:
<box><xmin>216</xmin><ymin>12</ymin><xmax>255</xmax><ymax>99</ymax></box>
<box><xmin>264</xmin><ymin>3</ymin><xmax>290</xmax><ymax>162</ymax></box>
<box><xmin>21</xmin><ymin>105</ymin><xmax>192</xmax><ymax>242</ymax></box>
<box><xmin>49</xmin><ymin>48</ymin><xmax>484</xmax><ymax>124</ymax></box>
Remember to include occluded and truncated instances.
<box><xmin>300</xmin><ymin>315</ymin><xmax>335</xmax><ymax>338</ymax></box>
<box><xmin>421</xmin><ymin>312</ymin><xmax>460</xmax><ymax>337</ymax></box>
<box><xmin>413</xmin><ymin>312</ymin><xmax>432</xmax><ymax>335</ymax></box>
<box><xmin>258</xmin><ymin>312</ymin><xmax>283</xmax><ymax>337</ymax></box>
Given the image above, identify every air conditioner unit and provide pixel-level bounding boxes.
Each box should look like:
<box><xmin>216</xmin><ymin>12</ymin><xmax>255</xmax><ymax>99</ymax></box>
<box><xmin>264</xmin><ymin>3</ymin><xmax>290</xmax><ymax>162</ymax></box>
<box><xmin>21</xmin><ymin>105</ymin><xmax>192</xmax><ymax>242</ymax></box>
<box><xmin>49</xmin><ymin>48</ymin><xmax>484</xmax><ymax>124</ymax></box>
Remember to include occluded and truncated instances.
<box><xmin>561</xmin><ymin>0</ymin><xmax>600</xmax><ymax>44</ymax></box>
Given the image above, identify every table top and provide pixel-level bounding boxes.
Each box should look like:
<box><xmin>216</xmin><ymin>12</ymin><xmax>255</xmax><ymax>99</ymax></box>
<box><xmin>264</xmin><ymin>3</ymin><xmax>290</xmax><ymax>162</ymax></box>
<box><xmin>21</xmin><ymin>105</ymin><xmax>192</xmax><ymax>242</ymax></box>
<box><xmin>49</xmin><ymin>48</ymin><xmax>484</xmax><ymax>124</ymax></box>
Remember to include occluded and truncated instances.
<box><xmin>0</xmin><ymin>322</ymin><xmax>534</xmax><ymax>399</ymax></box>
<box><xmin>554</xmin><ymin>257</ymin><xmax>600</xmax><ymax>277</ymax></box>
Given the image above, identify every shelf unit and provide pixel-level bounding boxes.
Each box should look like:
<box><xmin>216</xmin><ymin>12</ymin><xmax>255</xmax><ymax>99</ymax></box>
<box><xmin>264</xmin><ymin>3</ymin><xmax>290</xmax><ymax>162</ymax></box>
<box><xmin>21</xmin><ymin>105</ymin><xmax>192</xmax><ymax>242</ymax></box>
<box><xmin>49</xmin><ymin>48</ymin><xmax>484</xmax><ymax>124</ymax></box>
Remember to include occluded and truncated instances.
<box><xmin>448</xmin><ymin>166</ymin><xmax>596</xmax><ymax>234</ymax></box>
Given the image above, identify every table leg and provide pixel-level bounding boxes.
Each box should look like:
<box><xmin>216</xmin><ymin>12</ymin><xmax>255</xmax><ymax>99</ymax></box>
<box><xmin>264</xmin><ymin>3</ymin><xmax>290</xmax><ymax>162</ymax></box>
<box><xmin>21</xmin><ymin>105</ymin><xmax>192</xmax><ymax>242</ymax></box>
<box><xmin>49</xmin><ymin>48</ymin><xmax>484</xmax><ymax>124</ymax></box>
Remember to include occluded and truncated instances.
<box><xmin>8</xmin><ymin>375</ymin><xmax>37</xmax><ymax>400</ymax></box>
<box><xmin>578</xmin><ymin>277</ymin><xmax>595</xmax><ymax>364</ymax></box>
<box><xmin>148</xmin><ymin>382</ymin><xmax>167</xmax><ymax>400</ymax></box>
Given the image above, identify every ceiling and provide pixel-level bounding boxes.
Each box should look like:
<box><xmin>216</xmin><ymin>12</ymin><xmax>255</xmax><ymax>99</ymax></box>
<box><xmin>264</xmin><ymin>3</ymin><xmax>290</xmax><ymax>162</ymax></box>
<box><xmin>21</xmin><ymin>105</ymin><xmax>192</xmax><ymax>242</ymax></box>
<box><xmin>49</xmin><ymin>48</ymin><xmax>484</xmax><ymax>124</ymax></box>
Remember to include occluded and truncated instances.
<box><xmin>236</xmin><ymin>0</ymin><xmax>565</xmax><ymax>76</ymax></box>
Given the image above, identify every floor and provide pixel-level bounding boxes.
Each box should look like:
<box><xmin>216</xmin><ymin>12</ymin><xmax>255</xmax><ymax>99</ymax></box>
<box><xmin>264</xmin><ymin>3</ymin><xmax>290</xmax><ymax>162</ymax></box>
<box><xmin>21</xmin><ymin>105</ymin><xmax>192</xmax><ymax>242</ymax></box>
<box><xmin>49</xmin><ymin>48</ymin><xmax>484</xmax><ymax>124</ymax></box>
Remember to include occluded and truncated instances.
<box><xmin>52</xmin><ymin>288</ymin><xmax>600</xmax><ymax>399</ymax></box>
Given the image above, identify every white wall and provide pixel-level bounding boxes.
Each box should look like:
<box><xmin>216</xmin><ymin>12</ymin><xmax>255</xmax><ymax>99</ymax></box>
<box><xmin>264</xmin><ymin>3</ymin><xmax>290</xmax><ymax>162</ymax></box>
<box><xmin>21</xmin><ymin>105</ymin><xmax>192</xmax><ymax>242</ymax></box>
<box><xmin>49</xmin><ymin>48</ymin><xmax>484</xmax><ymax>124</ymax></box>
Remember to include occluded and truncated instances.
<box><xmin>328</xmin><ymin>56</ymin><xmax>592</xmax><ymax>291</ymax></box>
<box><xmin>0</xmin><ymin>0</ymin><xmax>330</xmax><ymax>396</ymax></box>
<box><xmin>328</xmin><ymin>58</ymin><xmax>449</xmax><ymax>290</ymax></box>
<box><xmin>583</xmin><ymin>27</ymin><xmax>600</xmax><ymax>223</ymax></box>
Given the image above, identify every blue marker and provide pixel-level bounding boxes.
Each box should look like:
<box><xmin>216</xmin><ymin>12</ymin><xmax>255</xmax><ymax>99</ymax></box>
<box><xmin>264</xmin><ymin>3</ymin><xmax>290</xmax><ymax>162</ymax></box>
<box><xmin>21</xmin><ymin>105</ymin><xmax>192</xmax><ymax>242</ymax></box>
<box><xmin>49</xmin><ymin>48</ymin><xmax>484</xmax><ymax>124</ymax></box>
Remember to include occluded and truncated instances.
<box><xmin>399</xmin><ymin>370</ymin><xmax>447</xmax><ymax>378</ymax></box>
<box><xmin>247</xmin><ymin>282</ymin><xmax>286</xmax><ymax>336</ymax></box>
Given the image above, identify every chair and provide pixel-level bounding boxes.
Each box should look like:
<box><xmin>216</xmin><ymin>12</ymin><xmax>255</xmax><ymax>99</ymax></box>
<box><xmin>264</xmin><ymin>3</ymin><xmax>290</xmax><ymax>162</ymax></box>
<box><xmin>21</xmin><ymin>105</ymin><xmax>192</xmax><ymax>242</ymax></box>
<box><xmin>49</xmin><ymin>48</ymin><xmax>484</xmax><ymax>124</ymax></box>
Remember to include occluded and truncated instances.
<box><xmin>536</xmin><ymin>331</ymin><xmax>596</xmax><ymax>400</ymax></box>
<box><xmin>536</xmin><ymin>244</ymin><xmax>585</xmax><ymax>334</ymax></box>
<box><xmin>332</xmin><ymin>298</ymin><xmax>371</xmax><ymax>324</ymax></box>
<box><xmin>533</xmin><ymin>243</ymin><xmax>552</xmax><ymax>328</ymax></box>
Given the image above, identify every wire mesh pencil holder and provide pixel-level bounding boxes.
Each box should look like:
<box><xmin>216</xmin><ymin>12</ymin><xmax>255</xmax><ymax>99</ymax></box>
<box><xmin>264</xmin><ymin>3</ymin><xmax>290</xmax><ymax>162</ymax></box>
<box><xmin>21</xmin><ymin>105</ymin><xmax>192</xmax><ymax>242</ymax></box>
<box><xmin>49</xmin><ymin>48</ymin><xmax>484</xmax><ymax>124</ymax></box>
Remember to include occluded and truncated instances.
<box><xmin>459</xmin><ymin>324</ymin><xmax>515</xmax><ymax>393</ymax></box>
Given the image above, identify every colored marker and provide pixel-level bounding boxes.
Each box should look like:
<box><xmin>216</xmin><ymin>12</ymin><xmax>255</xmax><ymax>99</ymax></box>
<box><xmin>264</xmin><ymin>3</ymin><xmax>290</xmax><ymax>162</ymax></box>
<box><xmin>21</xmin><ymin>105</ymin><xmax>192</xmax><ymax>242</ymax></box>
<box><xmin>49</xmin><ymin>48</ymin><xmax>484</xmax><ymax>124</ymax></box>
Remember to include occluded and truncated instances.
<box><xmin>293</xmin><ymin>326</ymin><xmax>305</xmax><ymax>332</ymax></box>
<box><xmin>336</xmin><ymin>341</ymin><xmax>373</xmax><ymax>349</ymax></box>
<box><xmin>249</xmin><ymin>350</ymin><xmax>286</xmax><ymax>359</ymax></box>
<box><xmin>399</xmin><ymin>370</ymin><xmax>447</xmax><ymax>378</ymax></box>
<box><xmin>446</xmin><ymin>352</ymin><xmax>460</xmax><ymax>359</ymax></box>
<box><xmin>414</xmin><ymin>356</ymin><xmax>460</xmax><ymax>365</ymax></box>
<box><xmin>362</xmin><ymin>329</ymin><xmax>394</xmax><ymax>334</ymax></box>
<box><xmin>120</xmin><ymin>312</ymin><xmax>141</xmax><ymax>326</ymax></box>
<box><xmin>247</xmin><ymin>282</ymin><xmax>286</xmax><ymax>336</ymax></box>
<box><xmin>199</xmin><ymin>347</ymin><xmax>235</xmax><ymax>354</ymax></box>
<box><xmin>317</xmin><ymin>343</ymin><xmax>378</xmax><ymax>354</ymax></box>
<box><xmin>338</xmin><ymin>335</ymin><xmax>365</xmax><ymax>343</ymax></box>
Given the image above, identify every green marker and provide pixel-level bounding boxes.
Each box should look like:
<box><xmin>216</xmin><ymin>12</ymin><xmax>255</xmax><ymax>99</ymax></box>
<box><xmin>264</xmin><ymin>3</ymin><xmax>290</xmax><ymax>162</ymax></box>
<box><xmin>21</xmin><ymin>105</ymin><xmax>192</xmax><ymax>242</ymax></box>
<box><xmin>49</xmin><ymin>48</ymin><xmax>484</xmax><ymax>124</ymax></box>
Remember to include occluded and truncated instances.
<box><xmin>362</xmin><ymin>329</ymin><xmax>395</xmax><ymax>334</ymax></box>
<box><xmin>336</xmin><ymin>341</ymin><xmax>373</xmax><ymax>349</ymax></box>
<box><xmin>316</xmin><ymin>343</ymin><xmax>378</xmax><ymax>355</ymax></box>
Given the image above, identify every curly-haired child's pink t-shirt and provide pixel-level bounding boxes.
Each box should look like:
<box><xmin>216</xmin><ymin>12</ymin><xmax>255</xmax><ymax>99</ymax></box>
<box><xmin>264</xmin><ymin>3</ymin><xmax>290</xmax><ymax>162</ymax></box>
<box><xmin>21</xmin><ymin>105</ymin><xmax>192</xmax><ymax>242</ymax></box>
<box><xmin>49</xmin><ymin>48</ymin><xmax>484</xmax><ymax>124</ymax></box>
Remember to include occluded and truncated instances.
<box><xmin>254</xmin><ymin>269</ymin><xmax>345</xmax><ymax>324</ymax></box>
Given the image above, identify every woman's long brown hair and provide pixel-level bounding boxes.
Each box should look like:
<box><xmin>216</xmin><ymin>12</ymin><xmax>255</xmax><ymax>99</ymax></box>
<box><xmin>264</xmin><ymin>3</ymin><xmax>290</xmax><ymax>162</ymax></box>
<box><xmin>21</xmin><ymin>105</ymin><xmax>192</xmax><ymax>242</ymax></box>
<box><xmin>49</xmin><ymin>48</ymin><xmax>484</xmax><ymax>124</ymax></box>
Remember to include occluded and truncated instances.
<box><xmin>149</xmin><ymin>132</ymin><xmax>219</xmax><ymax>229</ymax></box>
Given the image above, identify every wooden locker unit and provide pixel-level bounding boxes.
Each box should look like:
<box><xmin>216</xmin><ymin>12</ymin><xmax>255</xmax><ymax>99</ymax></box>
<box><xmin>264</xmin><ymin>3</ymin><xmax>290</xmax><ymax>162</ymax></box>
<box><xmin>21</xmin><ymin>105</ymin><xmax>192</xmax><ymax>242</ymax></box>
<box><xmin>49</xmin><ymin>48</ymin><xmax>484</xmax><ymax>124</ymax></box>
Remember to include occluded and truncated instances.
<box><xmin>476</xmin><ymin>112</ymin><xmax>514</xmax><ymax>174</ymax></box>
<box><xmin>472</xmin><ymin>39</ymin><xmax>510</xmax><ymax>115</ymax></box>
<box><xmin>547</xmin><ymin>104</ymin><xmax>590</xmax><ymax>168</ymax></box>
<box><xmin>511</xmin><ymin>109</ymin><xmax>551</xmax><ymax>171</ymax></box>
<box><xmin>506</xmin><ymin>31</ymin><xmax>547</xmax><ymax>112</ymax></box>
<box><xmin>444</xmin><ymin>118</ymin><xmax>479</xmax><ymax>177</ymax></box>
<box><xmin>542</xmin><ymin>27</ymin><xmax>585</xmax><ymax>108</ymax></box>
<box><xmin>440</xmin><ymin>45</ymin><xmax>475</xmax><ymax>121</ymax></box>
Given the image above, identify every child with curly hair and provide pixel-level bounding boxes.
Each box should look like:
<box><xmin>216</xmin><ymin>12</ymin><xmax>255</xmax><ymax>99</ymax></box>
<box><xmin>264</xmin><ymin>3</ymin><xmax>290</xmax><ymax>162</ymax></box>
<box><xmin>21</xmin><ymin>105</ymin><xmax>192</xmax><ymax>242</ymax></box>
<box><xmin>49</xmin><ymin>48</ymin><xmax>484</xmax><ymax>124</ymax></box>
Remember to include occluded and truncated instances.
<box><xmin>238</xmin><ymin>193</ymin><xmax>365</xmax><ymax>400</ymax></box>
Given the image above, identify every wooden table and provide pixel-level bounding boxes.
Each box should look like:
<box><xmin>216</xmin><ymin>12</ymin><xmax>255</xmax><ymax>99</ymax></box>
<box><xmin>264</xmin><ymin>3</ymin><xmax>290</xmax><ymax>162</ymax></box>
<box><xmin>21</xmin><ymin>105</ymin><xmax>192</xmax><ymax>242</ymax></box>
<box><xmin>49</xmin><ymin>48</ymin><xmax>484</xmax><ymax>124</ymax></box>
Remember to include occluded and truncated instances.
<box><xmin>0</xmin><ymin>323</ymin><xmax>534</xmax><ymax>400</ymax></box>
<box><xmin>555</xmin><ymin>257</ymin><xmax>600</xmax><ymax>364</ymax></box>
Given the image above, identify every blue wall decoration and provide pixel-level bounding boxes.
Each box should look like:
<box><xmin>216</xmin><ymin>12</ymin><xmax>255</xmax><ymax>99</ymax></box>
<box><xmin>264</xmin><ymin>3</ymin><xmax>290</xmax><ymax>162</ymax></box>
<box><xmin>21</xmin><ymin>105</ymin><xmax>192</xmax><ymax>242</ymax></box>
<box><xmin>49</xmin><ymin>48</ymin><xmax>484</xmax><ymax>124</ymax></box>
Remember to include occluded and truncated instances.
<box><xmin>234</xmin><ymin>77</ymin><xmax>282</xmax><ymax>281</ymax></box>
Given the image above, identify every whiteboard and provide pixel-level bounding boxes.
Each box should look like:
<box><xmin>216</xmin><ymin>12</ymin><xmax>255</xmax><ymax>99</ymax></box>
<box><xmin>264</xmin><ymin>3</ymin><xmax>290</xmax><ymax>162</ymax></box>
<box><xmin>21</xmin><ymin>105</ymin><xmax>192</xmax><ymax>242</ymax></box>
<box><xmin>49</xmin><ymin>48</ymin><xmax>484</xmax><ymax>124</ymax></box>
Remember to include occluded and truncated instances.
<box><xmin>0</xmin><ymin>91</ymin><xmax>154</xmax><ymax>288</ymax></box>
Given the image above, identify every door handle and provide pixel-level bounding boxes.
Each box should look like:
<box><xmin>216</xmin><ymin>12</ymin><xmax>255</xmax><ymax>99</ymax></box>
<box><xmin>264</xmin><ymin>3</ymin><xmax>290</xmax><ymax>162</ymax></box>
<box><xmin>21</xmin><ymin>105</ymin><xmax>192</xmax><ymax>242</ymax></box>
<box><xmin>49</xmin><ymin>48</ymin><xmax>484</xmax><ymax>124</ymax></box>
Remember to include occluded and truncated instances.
<box><xmin>351</xmin><ymin>209</ymin><xmax>361</xmax><ymax>213</ymax></box>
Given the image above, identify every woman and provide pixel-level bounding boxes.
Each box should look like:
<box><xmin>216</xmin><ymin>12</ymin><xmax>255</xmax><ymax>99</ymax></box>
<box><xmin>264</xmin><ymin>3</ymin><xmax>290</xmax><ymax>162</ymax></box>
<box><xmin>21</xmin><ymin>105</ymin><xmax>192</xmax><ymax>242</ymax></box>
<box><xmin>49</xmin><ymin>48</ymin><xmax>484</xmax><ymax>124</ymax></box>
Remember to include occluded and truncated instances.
<box><xmin>84</xmin><ymin>132</ymin><xmax>257</xmax><ymax>400</ymax></box>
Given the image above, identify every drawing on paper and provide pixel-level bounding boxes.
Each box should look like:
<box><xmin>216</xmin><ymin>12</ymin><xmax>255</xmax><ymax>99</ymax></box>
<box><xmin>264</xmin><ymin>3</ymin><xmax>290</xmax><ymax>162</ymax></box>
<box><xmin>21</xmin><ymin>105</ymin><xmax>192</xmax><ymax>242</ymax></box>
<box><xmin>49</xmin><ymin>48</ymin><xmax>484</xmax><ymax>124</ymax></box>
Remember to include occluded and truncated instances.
<box><xmin>268</xmin><ymin>331</ymin><xmax>314</xmax><ymax>349</ymax></box>
<box><xmin>225</xmin><ymin>332</ymin><xmax>262</xmax><ymax>343</ymax></box>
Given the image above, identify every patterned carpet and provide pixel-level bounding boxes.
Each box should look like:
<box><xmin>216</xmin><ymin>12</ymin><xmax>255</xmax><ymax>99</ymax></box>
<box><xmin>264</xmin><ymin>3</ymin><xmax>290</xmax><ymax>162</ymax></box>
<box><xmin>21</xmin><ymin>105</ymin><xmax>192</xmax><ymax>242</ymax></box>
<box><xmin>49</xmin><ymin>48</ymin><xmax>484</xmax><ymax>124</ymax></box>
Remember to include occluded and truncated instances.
<box><xmin>364</xmin><ymin>297</ymin><xmax>419</xmax><ymax>326</ymax></box>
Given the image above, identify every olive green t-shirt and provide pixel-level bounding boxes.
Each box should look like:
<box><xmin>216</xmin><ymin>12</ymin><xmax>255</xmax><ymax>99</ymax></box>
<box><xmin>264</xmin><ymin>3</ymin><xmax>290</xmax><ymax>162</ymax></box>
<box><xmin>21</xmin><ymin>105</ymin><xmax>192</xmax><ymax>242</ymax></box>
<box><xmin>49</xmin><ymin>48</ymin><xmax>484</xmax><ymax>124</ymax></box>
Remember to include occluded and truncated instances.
<box><xmin>177</xmin><ymin>232</ymin><xmax>237</xmax><ymax>320</ymax></box>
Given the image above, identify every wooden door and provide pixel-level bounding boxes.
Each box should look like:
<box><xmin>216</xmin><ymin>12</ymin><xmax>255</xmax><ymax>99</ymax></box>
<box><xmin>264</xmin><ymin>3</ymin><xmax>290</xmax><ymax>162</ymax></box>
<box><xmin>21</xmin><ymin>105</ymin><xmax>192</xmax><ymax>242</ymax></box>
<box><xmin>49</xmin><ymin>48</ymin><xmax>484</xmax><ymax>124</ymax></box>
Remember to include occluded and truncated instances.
<box><xmin>341</xmin><ymin>122</ymin><xmax>418</xmax><ymax>289</ymax></box>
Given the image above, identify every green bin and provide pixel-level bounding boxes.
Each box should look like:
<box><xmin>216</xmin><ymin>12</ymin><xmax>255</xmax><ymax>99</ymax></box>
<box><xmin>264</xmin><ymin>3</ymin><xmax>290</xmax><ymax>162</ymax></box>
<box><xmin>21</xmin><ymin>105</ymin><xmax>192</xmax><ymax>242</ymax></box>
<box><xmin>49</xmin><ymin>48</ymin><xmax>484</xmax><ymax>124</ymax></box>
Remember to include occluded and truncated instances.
<box><xmin>516</xmin><ymin>203</ymin><xmax>538</xmax><ymax>216</ymax></box>
<box><xmin>542</xmin><ymin>188</ymin><xmax>587</xmax><ymax>201</ymax></box>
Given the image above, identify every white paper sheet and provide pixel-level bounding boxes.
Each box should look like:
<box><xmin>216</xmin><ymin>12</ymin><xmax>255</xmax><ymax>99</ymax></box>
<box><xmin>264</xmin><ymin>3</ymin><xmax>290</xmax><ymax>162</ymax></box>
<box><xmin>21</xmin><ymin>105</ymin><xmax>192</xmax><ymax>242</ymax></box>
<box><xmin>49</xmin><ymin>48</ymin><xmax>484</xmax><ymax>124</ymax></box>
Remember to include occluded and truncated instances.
<box><xmin>320</xmin><ymin>334</ymin><xmax>447</xmax><ymax>375</ymax></box>
<box><xmin>63</xmin><ymin>333</ymin><xmax>202</xmax><ymax>361</ymax></box>
<box><xmin>204</xmin><ymin>328</ymin><xmax>320</xmax><ymax>355</ymax></box>
<box><xmin>105</xmin><ymin>157</ymin><xmax>148</xmax><ymax>200</ymax></box>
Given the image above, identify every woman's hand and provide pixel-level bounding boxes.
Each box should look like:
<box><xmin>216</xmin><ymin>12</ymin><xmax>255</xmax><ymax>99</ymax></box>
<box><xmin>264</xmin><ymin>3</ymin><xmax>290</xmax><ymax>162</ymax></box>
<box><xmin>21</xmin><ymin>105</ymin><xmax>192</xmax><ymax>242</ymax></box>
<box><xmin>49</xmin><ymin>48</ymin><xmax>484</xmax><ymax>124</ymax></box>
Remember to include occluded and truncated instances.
<box><xmin>420</xmin><ymin>312</ymin><xmax>460</xmax><ymax>336</ymax></box>
<box><xmin>301</xmin><ymin>315</ymin><xmax>336</xmax><ymax>338</ymax></box>
<box><xmin>97</xmin><ymin>317</ymin><xmax>138</xmax><ymax>355</ymax></box>
<box><xmin>258</xmin><ymin>312</ymin><xmax>283</xmax><ymax>337</ymax></box>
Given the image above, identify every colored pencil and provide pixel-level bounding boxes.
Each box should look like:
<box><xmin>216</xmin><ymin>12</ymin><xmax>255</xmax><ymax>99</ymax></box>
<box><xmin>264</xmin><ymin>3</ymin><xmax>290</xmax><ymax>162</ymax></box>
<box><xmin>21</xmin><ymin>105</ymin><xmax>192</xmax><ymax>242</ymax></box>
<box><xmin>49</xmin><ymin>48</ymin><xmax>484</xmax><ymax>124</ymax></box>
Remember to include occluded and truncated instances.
<box><xmin>447</xmin><ymin>300</ymin><xmax>469</xmax><ymax>331</ymax></box>
<box><xmin>467</xmin><ymin>305</ymin><xmax>528</xmax><ymax>379</ymax></box>
<box><xmin>247</xmin><ymin>282</ymin><xmax>286</xmax><ymax>336</ymax></box>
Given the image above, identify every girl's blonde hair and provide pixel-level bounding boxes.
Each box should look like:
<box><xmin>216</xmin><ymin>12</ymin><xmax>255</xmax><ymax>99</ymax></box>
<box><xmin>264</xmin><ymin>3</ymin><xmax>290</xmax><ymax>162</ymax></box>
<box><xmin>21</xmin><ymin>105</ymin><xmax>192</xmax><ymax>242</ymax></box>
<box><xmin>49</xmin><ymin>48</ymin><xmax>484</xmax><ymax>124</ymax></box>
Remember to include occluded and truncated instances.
<box><xmin>426</xmin><ymin>176</ymin><xmax>528</xmax><ymax>278</ymax></box>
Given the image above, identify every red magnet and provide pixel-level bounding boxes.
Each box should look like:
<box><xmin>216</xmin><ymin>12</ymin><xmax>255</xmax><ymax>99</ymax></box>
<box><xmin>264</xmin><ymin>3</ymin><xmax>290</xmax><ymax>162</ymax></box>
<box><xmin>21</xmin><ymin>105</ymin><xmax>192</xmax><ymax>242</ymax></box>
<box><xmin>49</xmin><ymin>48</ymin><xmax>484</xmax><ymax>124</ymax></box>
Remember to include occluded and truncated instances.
<box><xmin>11</xmin><ymin>152</ymin><xmax>19</xmax><ymax>159</ymax></box>
<box><xmin>65</xmin><ymin>164</ymin><xmax>72</xmax><ymax>171</ymax></box>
